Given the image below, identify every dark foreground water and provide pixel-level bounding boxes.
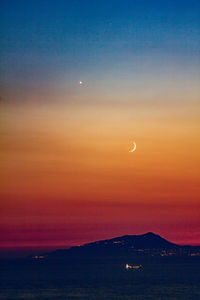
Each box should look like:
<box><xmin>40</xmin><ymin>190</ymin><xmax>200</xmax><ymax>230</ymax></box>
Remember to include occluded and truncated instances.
<box><xmin>0</xmin><ymin>256</ymin><xmax>199</xmax><ymax>300</ymax></box>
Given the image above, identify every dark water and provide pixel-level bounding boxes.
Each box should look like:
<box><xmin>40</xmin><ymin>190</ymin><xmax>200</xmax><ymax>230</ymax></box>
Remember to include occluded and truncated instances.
<box><xmin>0</xmin><ymin>256</ymin><xmax>200</xmax><ymax>299</ymax></box>
<box><xmin>0</xmin><ymin>246</ymin><xmax>70</xmax><ymax>259</ymax></box>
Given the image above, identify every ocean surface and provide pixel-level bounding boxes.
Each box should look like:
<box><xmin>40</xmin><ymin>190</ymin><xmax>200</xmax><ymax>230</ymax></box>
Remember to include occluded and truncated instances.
<box><xmin>0</xmin><ymin>256</ymin><xmax>199</xmax><ymax>299</ymax></box>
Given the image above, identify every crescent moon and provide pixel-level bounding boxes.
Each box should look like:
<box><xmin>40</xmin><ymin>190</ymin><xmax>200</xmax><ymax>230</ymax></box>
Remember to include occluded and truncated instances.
<box><xmin>129</xmin><ymin>142</ymin><xmax>136</xmax><ymax>152</ymax></box>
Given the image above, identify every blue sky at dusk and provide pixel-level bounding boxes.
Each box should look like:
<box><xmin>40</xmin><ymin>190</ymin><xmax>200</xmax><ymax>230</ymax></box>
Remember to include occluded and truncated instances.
<box><xmin>1</xmin><ymin>0</ymin><xmax>200</xmax><ymax>102</ymax></box>
<box><xmin>1</xmin><ymin>1</ymin><xmax>200</xmax><ymax>247</ymax></box>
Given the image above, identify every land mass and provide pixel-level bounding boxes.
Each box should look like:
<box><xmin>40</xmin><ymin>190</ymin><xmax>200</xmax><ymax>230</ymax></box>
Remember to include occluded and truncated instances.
<box><xmin>35</xmin><ymin>232</ymin><xmax>200</xmax><ymax>259</ymax></box>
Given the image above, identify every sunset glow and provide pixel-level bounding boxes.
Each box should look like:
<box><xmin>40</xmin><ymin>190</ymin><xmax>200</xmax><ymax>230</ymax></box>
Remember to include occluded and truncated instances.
<box><xmin>1</xmin><ymin>0</ymin><xmax>200</xmax><ymax>250</ymax></box>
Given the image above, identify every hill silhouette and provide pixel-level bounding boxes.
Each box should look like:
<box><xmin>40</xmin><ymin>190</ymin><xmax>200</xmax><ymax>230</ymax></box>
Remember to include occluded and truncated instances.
<box><xmin>43</xmin><ymin>232</ymin><xmax>190</xmax><ymax>258</ymax></box>
<box><xmin>81</xmin><ymin>232</ymin><xmax>178</xmax><ymax>249</ymax></box>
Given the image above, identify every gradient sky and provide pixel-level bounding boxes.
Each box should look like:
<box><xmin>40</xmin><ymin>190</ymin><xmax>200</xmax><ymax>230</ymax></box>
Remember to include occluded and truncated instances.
<box><xmin>1</xmin><ymin>0</ymin><xmax>200</xmax><ymax>249</ymax></box>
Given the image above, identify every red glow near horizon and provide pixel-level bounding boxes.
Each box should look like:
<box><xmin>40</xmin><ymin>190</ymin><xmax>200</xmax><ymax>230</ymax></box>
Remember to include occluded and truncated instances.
<box><xmin>1</xmin><ymin>100</ymin><xmax>200</xmax><ymax>248</ymax></box>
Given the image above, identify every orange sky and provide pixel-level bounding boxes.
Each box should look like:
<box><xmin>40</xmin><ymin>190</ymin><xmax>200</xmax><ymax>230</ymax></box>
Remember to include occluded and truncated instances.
<box><xmin>1</xmin><ymin>99</ymin><xmax>200</xmax><ymax>247</ymax></box>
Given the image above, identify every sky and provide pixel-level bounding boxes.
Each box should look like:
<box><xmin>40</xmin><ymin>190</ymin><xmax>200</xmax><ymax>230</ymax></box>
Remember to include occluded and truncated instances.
<box><xmin>1</xmin><ymin>0</ymin><xmax>200</xmax><ymax>250</ymax></box>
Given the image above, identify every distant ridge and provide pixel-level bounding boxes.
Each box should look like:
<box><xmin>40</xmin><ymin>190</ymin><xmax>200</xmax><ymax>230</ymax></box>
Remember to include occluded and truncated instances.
<box><xmin>81</xmin><ymin>232</ymin><xmax>178</xmax><ymax>249</ymax></box>
<box><xmin>36</xmin><ymin>232</ymin><xmax>200</xmax><ymax>259</ymax></box>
